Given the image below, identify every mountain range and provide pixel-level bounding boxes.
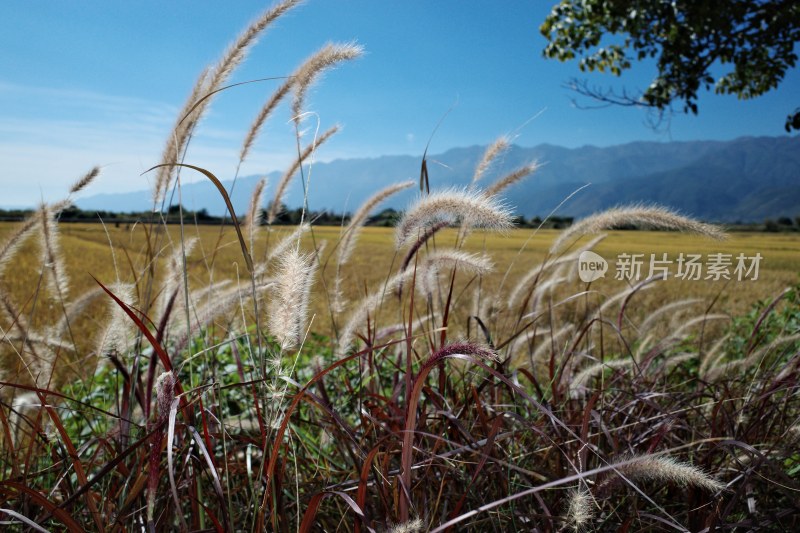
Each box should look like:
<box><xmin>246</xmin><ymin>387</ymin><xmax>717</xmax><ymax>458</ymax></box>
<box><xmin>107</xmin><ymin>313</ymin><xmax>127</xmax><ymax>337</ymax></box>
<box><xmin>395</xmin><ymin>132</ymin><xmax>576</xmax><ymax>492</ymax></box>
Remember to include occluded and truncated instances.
<box><xmin>76</xmin><ymin>135</ymin><xmax>800</xmax><ymax>222</ymax></box>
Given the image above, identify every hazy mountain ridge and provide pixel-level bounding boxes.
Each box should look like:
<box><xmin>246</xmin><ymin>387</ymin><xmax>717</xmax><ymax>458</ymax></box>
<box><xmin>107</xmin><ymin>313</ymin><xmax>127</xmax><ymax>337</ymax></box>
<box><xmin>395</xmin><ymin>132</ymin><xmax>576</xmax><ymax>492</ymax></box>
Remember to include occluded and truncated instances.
<box><xmin>75</xmin><ymin>135</ymin><xmax>800</xmax><ymax>222</ymax></box>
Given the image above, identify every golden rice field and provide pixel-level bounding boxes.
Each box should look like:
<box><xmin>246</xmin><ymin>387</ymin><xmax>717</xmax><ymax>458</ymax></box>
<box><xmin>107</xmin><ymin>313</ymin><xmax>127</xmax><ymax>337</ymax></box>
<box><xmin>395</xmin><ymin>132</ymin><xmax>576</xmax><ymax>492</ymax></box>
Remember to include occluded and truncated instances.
<box><xmin>1</xmin><ymin>220</ymin><xmax>796</xmax><ymax>369</ymax></box>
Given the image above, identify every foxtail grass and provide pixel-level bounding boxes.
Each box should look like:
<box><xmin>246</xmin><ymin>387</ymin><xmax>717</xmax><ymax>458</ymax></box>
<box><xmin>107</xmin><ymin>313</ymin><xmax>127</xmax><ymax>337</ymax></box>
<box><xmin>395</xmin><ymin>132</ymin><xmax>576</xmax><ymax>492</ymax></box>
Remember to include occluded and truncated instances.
<box><xmin>268</xmin><ymin>248</ymin><xmax>316</xmax><ymax>352</ymax></box>
<box><xmin>290</xmin><ymin>42</ymin><xmax>364</xmax><ymax>122</ymax></box>
<box><xmin>37</xmin><ymin>203</ymin><xmax>69</xmax><ymax>298</ymax></box>
<box><xmin>154</xmin><ymin>0</ymin><xmax>303</xmax><ymax>203</ymax></box>
<box><xmin>395</xmin><ymin>188</ymin><xmax>513</xmax><ymax>247</ymax></box>
<box><xmin>550</xmin><ymin>203</ymin><xmax>726</xmax><ymax>253</ymax></box>
<box><xmin>471</xmin><ymin>135</ymin><xmax>510</xmax><ymax>186</ymax></box>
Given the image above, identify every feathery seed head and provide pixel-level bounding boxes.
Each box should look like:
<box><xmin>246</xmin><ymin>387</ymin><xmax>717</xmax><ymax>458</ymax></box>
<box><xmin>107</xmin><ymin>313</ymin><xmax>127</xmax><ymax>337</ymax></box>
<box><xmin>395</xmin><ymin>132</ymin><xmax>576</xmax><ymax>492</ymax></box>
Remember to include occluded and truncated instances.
<box><xmin>338</xmin><ymin>180</ymin><xmax>414</xmax><ymax>267</ymax></box>
<box><xmin>37</xmin><ymin>203</ymin><xmax>69</xmax><ymax>297</ymax></box>
<box><xmin>566</xmin><ymin>487</ymin><xmax>594</xmax><ymax>532</ymax></box>
<box><xmin>69</xmin><ymin>166</ymin><xmax>100</xmax><ymax>194</ymax></box>
<box><xmin>551</xmin><ymin>204</ymin><xmax>726</xmax><ymax>253</ymax></box>
<box><xmin>395</xmin><ymin>188</ymin><xmax>514</xmax><ymax>248</ymax></box>
<box><xmin>0</xmin><ymin>214</ymin><xmax>40</xmax><ymax>279</ymax></box>
<box><xmin>569</xmin><ymin>359</ymin><xmax>634</xmax><ymax>398</ymax></box>
<box><xmin>245</xmin><ymin>177</ymin><xmax>267</xmax><ymax>248</ymax></box>
<box><xmin>416</xmin><ymin>250</ymin><xmax>494</xmax><ymax>295</ymax></box>
<box><xmin>246</xmin><ymin>178</ymin><xmax>267</xmax><ymax>227</ymax></box>
<box><xmin>337</xmin><ymin>270</ymin><xmax>409</xmax><ymax>355</ymax></box>
<box><xmin>154</xmin><ymin>0</ymin><xmax>302</xmax><ymax>203</ymax></box>
<box><xmin>241</xmin><ymin>38</ymin><xmax>359</xmax><ymax>161</ymax></box>
<box><xmin>291</xmin><ymin>42</ymin><xmax>364</xmax><ymax>122</ymax></box>
<box><xmin>387</xmin><ymin>518</ymin><xmax>424</xmax><ymax>533</ymax></box>
<box><xmin>268</xmin><ymin>248</ymin><xmax>316</xmax><ymax>350</ymax></box>
<box><xmin>425</xmin><ymin>341</ymin><xmax>499</xmax><ymax>368</ymax></box>
<box><xmin>472</xmin><ymin>135</ymin><xmax>510</xmax><ymax>186</ymax></box>
<box><xmin>154</xmin><ymin>371</ymin><xmax>176</xmax><ymax>416</ymax></box>
<box><xmin>484</xmin><ymin>162</ymin><xmax>539</xmax><ymax>198</ymax></box>
<box><xmin>612</xmin><ymin>453</ymin><xmax>725</xmax><ymax>492</ymax></box>
<box><xmin>205</xmin><ymin>0</ymin><xmax>304</xmax><ymax>93</ymax></box>
<box><xmin>97</xmin><ymin>282</ymin><xmax>137</xmax><ymax>355</ymax></box>
<box><xmin>266</xmin><ymin>223</ymin><xmax>311</xmax><ymax>263</ymax></box>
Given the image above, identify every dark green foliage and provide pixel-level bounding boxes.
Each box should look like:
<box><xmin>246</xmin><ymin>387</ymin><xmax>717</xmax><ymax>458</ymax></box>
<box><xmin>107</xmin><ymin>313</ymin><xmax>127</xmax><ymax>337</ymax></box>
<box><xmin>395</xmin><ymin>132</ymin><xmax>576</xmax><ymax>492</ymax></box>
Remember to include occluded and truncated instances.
<box><xmin>6</xmin><ymin>280</ymin><xmax>800</xmax><ymax>530</ymax></box>
<box><xmin>541</xmin><ymin>0</ymin><xmax>800</xmax><ymax>127</ymax></box>
<box><xmin>725</xmin><ymin>282</ymin><xmax>800</xmax><ymax>362</ymax></box>
<box><xmin>787</xmin><ymin>108</ymin><xmax>800</xmax><ymax>132</ymax></box>
<box><xmin>366</xmin><ymin>207</ymin><xmax>400</xmax><ymax>227</ymax></box>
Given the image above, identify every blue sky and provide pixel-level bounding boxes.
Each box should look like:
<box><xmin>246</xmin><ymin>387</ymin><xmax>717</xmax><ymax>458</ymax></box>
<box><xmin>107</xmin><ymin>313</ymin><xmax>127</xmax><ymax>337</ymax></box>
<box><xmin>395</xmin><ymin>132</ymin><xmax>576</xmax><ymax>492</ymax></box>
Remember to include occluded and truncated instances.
<box><xmin>1</xmin><ymin>1</ymin><xmax>798</xmax><ymax>207</ymax></box>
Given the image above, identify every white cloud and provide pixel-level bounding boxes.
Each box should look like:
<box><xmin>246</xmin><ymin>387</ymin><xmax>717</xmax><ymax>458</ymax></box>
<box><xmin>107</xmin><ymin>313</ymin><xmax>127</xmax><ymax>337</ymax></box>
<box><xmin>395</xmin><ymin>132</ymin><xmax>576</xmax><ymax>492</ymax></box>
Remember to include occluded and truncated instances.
<box><xmin>0</xmin><ymin>83</ymin><xmax>317</xmax><ymax>207</ymax></box>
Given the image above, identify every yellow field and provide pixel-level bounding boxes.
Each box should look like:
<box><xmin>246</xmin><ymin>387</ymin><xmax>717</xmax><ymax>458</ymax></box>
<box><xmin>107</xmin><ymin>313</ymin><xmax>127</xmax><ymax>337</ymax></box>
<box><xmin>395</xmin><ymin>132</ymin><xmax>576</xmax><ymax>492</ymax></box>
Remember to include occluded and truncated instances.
<box><xmin>1</xmin><ymin>221</ymin><xmax>796</xmax><ymax>354</ymax></box>
<box><xmin>1</xmin><ymin>222</ymin><xmax>798</xmax><ymax>529</ymax></box>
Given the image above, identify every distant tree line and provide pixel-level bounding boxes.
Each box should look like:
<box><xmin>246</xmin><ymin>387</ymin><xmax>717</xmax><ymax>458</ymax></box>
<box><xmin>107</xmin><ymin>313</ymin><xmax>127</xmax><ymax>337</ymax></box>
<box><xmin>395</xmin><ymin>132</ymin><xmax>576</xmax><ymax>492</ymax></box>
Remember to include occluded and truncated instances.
<box><xmin>762</xmin><ymin>216</ymin><xmax>800</xmax><ymax>233</ymax></box>
<box><xmin>0</xmin><ymin>205</ymin><xmax>561</xmax><ymax>228</ymax></box>
<box><xmin>1</xmin><ymin>205</ymin><xmax>799</xmax><ymax>232</ymax></box>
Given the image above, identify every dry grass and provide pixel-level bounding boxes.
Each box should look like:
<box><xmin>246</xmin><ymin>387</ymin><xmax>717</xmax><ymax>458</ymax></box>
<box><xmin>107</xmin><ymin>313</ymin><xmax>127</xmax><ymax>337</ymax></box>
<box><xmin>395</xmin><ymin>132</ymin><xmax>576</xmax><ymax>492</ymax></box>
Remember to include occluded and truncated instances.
<box><xmin>1</xmin><ymin>222</ymin><xmax>795</xmax><ymax>357</ymax></box>
<box><xmin>1</xmin><ymin>2</ymin><xmax>798</xmax><ymax>530</ymax></box>
<box><xmin>2</xmin><ymin>195</ymin><xmax>799</xmax><ymax>533</ymax></box>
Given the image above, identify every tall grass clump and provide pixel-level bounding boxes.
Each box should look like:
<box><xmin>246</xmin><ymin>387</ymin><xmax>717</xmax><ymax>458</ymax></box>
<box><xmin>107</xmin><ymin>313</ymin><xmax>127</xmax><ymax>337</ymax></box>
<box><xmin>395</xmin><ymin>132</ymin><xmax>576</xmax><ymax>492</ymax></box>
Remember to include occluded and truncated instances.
<box><xmin>1</xmin><ymin>2</ymin><xmax>799</xmax><ymax>531</ymax></box>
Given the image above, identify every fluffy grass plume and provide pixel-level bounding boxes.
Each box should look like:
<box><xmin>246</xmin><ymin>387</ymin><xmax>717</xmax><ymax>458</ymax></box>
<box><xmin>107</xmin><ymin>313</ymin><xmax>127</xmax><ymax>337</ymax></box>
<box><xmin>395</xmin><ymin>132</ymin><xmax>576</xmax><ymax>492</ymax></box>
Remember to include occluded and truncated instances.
<box><xmin>37</xmin><ymin>203</ymin><xmax>69</xmax><ymax>297</ymax></box>
<box><xmin>148</xmin><ymin>370</ymin><xmax>176</xmax><ymax>526</ymax></box>
<box><xmin>96</xmin><ymin>282</ymin><xmax>138</xmax><ymax>356</ymax></box>
<box><xmin>153</xmin><ymin>67</ymin><xmax>210</xmax><ymax>204</ymax></box>
<box><xmin>3</xmin><ymin>2</ymin><xmax>798</xmax><ymax>528</ymax></box>
<box><xmin>459</xmin><ymin>161</ymin><xmax>537</xmax><ymax>244</ymax></box>
<box><xmin>609</xmin><ymin>454</ymin><xmax>725</xmax><ymax>492</ymax></box>
<box><xmin>238</xmin><ymin>77</ymin><xmax>292</xmax><ymax>166</ymax></box>
<box><xmin>416</xmin><ymin>249</ymin><xmax>494</xmax><ymax>295</ymax></box>
<box><xmin>3</xmin><ymin>172</ymin><xmax>97</xmax><ymax>293</ymax></box>
<box><xmin>471</xmin><ymin>135</ymin><xmax>510</xmax><ymax>186</ymax></box>
<box><xmin>338</xmin><ymin>180</ymin><xmax>414</xmax><ymax>267</ymax></box>
<box><xmin>395</xmin><ymin>188</ymin><xmax>513</xmax><ymax>248</ymax></box>
<box><xmin>387</xmin><ymin>517</ymin><xmax>424</xmax><ymax>533</ymax></box>
<box><xmin>333</xmin><ymin>180</ymin><xmax>413</xmax><ymax>312</ymax></box>
<box><xmin>68</xmin><ymin>166</ymin><xmax>100</xmax><ymax>195</ymax></box>
<box><xmin>204</xmin><ymin>0</ymin><xmax>303</xmax><ymax>98</ymax></box>
<box><xmin>531</xmin><ymin>322</ymin><xmax>575</xmax><ymax>366</ymax></box>
<box><xmin>569</xmin><ymin>358</ymin><xmax>635</xmax><ymax>399</ymax></box>
<box><xmin>245</xmin><ymin>177</ymin><xmax>267</xmax><ymax>250</ymax></box>
<box><xmin>705</xmin><ymin>332</ymin><xmax>800</xmax><ymax>380</ymax></box>
<box><xmin>265</xmin><ymin>223</ymin><xmax>311</xmax><ymax>263</ymax></box>
<box><xmin>484</xmin><ymin>162</ymin><xmax>539</xmax><ymax>197</ymax></box>
<box><xmin>240</xmin><ymin>41</ymin><xmax>360</xmax><ymax>163</ymax></box>
<box><xmin>507</xmin><ymin>234</ymin><xmax>606</xmax><ymax>310</ymax></box>
<box><xmin>637</xmin><ymin>298</ymin><xmax>702</xmax><ymax>336</ymax></box>
<box><xmin>154</xmin><ymin>0</ymin><xmax>302</xmax><ymax>202</ymax></box>
<box><xmin>0</xmin><ymin>214</ymin><xmax>40</xmax><ymax>279</ymax></box>
<box><xmin>290</xmin><ymin>42</ymin><xmax>364</xmax><ymax>122</ymax></box>
<box><xmin>565</xmin><ymin>487</ymin><xmax>593</xmax><ymax>532</ymax></box>
<box><xmin>154</xmin><ymin>237</ymin><xmax>198</xmax><ymax>332</ymax></box>
<box><xmin>551</xmin><ymin>204</ymin><xmax>726</xmax><ymax>253</ymax></box>
<box><xmin>337</xmin><ymin>270</ymin><xmax>409</xmax><ymax>355</ymax></box>
<box><xmin>398</xmin><ymin>220</ymin><xmax>449</xmax><ymax>274</ymax></box>
<box><xmin>268</xmin><ymin>248</ymin><xmax>316</xmax><ymax>351</ymax></box>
